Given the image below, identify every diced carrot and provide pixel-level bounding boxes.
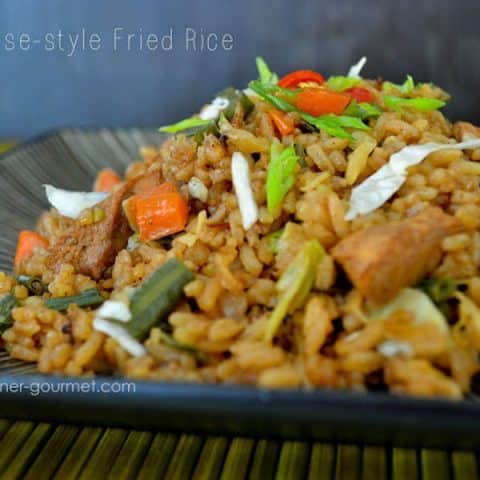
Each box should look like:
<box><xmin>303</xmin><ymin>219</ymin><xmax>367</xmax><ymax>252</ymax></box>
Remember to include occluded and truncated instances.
<box><xmin>293</xmin><ymin>88</ymin><xmax>350</xmax><ymax>116</ymax></box>
<box><xmin>123</xmin><ymin>182</ymin><xmax>176</xmax><ymax>230</ymax></box>
<box><xmin>94</xmin><ymin>168</ymin><xmax>122</xmax><ymax>192</ymax></box>
<box><xmin>123</xmin><ymin>182</ymin><xmax>187</xmax><ymax>241</ymax></box>
<box><xmin>268</xmin><ymin>109</ymin><xmax>295</xmax><ymax>136</ymax></box>
<box><xmin>135</xmin><ymin>192</ymin><xmax>189</xmax><ymax>242</ymax></box>
<box><xmin>14</xmin><ymin>231</ymin><xmax>49</xmax><ymax>271</ymax></box>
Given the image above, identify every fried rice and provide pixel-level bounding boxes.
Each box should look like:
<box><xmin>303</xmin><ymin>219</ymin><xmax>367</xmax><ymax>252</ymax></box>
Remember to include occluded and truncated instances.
<box><xmin>3</xmin><ymin>57</ymin><xmax>480</xmax><ymax>400</ymax></box>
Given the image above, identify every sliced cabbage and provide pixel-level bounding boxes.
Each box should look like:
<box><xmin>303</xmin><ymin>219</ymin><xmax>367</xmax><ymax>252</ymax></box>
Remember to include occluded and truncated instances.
<box><xmin>231</xmin><ymin>151</ymin><xmax>259</xmax><ymax>230</ymax></box>
<box><xmin>347</xmin><ymin>57</ymin><xmax>367</xmax><ymax>78</ymax></box>
<box><xmin>96</xmin><ymin>300</ymin><xmax>131</xmax><ymax>323</ymax></box>
<box><xmin>45</xmin><ymin>185</ymin><xmax>108</xmax><ymax>219</ymax></box>
<box><xmin>369</xmin><ymin>288</ymin><xmax>449</xmax><ymax>335</ymax></box>
<box><xmin>265</xmin><ymin>240</ymin><xmax>324</xmax><ymax>342</ymax></box>
<box><xmin>345</xmin><ymin>134</ymin><xmax>377</xmax><ymax>185</ymax></box>
<box><xmin>93</xmin><ymin>317</ymin><xmax>146</xmax><ymax>357</ymax></box>
<box><xmin>199</xmin><ymin>96</ymin><xmax>229</xmax><ymax>121</ymax></box>
<box><xmin>346</xmin><ymin>139</ymin><xmax>480</xmax><ymax>220</ymax></box>
<box><xmin>93</xmin><ymin>298</ymin><xmax>146</xmax><ymax>357</ymax></box>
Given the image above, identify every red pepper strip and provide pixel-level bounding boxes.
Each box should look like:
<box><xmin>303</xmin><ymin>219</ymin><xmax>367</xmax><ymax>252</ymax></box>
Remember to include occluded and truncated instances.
<box><xmin>347</xmin><ymin>87</ymin><xmax>373</xmax><ymax>103</ymax></box>
<box><xmin>278</xmin><ymin>70</ymin><xmax>325</xmax><ymax>89</ymax></box>
<box><xmin>293</xmin><ymin>88</ymin><xmax>350</xmax><ymax>116</ymax></box>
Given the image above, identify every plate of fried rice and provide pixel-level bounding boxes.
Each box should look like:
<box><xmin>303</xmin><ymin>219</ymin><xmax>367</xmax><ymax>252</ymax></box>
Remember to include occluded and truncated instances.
<box><xmin>3</xmin><ymin>57</ymin><xmax>480</xmax><ymax>444</ymax></box>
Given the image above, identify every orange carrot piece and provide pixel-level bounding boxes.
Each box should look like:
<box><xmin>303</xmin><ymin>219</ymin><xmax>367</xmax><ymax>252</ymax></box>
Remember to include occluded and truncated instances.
<box><xmin>94</xmin><ymin>168</ymin><xmax>122</xmax><ymax>192</ymax></box>
<box><xmin>124</xmin><ymin>182</ymin><xmax>177</xmax><ymax>226</ymax></box>
<box><xmin>14</xmin><ymin>231</ymin><xmax>49</xmax><ymax>271</ymax></box>
<box><xmin>123</xmin><ymin>182</ymin><xmax>187</xmax><ymax>241</ymax></box>
<box><xmin>135</xmin><ymin>191</ymin><xmax>189</xmax><ymax>242</ymax></box>
<box><xmin>268</xmin><ymin>109</ymin><xmax>295</xmax><ymax>136</ymax></box>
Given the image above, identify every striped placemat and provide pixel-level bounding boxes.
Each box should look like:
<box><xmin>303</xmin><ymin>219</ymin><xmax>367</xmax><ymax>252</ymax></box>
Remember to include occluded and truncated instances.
<box><xmin>0</xmin><ymin>422</ymin><xmax>477</xmax><ymax>479</ymax></box>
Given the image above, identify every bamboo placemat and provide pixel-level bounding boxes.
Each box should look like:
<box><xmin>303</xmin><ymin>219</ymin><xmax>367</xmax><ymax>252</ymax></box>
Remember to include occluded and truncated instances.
<box><xmin>0</xmin><ymin>423</ymin><xmax>477</xmax><ymax>479</ymax></box>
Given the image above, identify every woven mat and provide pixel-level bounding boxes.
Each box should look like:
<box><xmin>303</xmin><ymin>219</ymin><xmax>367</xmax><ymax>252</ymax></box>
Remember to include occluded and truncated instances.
<box><xmin>0</xmin><ymin>422</ymin><xmax>476</xmax><ymax>479</ymax></box>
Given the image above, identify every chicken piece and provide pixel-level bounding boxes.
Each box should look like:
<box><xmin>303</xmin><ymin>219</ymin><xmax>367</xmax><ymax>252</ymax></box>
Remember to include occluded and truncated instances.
<box><xmin>331</xmin><ymin>207</ymin><xmax>462</xmax><ymax>303</ymax></box>
<box><xmin>47</xmin><ymin>184</ymin><xmax>131</xmax><ymax>279</ymax></box>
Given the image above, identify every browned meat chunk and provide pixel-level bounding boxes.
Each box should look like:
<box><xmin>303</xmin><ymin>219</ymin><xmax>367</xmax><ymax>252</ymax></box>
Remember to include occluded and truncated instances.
<box><xmin>331</xmin><ymin>207</ymin><xmax>462</xmax><ymax>303</ymax></box>
<box><xmin>46</xmin><ymin>184</ymin><xmax>131</xmax><ymax>279</ymax></box>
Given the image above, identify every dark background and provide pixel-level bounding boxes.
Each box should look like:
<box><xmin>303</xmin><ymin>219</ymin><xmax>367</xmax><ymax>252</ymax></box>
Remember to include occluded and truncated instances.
<box><xmin>0</xmin><ymin>0</ymin><xmax>478</xmax><ymax>139</ymax></box>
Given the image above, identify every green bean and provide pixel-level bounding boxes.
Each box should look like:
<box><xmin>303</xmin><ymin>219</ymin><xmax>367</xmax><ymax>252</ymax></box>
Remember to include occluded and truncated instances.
<box><xmin>126</xmin><ymin>259</ymin><xmax>194</xmax><ymax>340</ymax></box>
<box><xmin>44</xmin><ymin>288</ymin><xmax>104</xmax><ymax>312</ymax></box>
<box><xmin>16</xmin><ymin>275</ymin><xmax>46</xmax><ymax>296</ymax></box>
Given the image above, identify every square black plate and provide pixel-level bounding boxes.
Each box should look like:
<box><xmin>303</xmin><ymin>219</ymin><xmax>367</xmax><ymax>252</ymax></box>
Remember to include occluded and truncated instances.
<box><xmin>1</xmin><ymin>129</ymin><xmax>479</xmax><ymax>449</ymax></box>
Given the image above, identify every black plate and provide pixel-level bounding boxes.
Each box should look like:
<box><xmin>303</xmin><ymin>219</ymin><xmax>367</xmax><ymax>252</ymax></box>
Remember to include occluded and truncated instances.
<box><xmin>1</xmin><ymin>129</ymin><xmax>479</xmax><ymax>449</ymax></box>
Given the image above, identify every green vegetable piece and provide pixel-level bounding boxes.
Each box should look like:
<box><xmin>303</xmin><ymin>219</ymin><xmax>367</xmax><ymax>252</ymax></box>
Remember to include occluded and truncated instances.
<box><xmin>0</xmin><ymin>293</ymin><xmax>18</xmax><ymax>333</ymax></box>
<box><xmin>344</xmin><ymin>99</ymin><xmax>382</xmax><ymax>120</ymax></box>
<box><xmin>44</xmin><ymin>288</ymin><xmax>104</xmax><ymax>312</ymax></box>
<box><xmin>267</xmin><ymin>228</ymin><xmax>285</xmax><ymax>254</ymax></box>
<box><xmin>383</xmin><ymin>94</ymin><xmax>446</xmax><ymax>112</ymax></box>
<box><xmin>248</xmin><ymin>80</ymin><xmax>297</xmax><ymax>112</ymax></box>
<box><xmin>127</xmin><ymin>258</ymin><xmax>194</xmax><ymax>340</ymax></box>
<box><xmin>383</xmin><ymin>75</ymin><xmax>415</xmax><ymax>94</ymax></box>
<box><xmin>256</xmin><ymin>57</ymin><xmax>278</xmax><ymax>85</ymax></box>
<box><xmin>216</xmin><ymin>87</ymin><xmax>254</xmax><ymax>120</ymax></box>
<box><xmin>159</xmin><ymin>116</ymin><xmax>212</xmax><ymax>134</ymax></box>
<box><xmin>420</xmin><ymin>277</ymin><xmax>458</xmax><ymax>304</ymax></box>
<box><xmin>248</xmin><ymin>80</ymin><xmax>370</xmax><ymax>139</ymax></box>
<box><xmin>302</xmin><ymin>113</ymin><xmax>370</xmax><ymax>139</ymax></box>
<box><xmin>159</xmin><ymin>329</ymin><xmax>208</xmax><ymax>364</ymax></box>
<box><xmin>16</xmin><ymin>275</ymin><xmax>46</xmax><ymax>296</ymax></box>
<box><xmin>327</xmin><ymin>75</ymin><xmax>361</xmax><ymax>92</ymax></box>
<box><xmin>265</xmin><ymin>240</ymin><xmax>324</xmax><ymax>341</ymax></box>
<box><xmin>267</xmin><ymin>139</ymin><xmax>299</xmax><ymax>216</ymax></box>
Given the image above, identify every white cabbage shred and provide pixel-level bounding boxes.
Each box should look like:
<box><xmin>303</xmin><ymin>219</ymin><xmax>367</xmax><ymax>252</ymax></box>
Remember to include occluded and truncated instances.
<box><xmin>93</xmin><ymin>300</ymin><xmax>146</xmax><ymax>357</ymax></box>
<box><xmin>347</xmin><ymin>56</ymin><xmax>367</xmax><ymax>78</ymax></box>
<box><xmin>199</xmin><ymin>96</ymin><xmax>229</xmax><ymax>121</ymax></box>
<box><xmin>346</xmin><ymin>139</ymin><xmax>480</xmax><ymax>220</ymax></box>
<box><xmin>96</xmin><ymin>300</ymin><xmax>131</xmax><ymax>323</ymax></box>
<box><xmin>231</xmin><ymin>151</ymin><xmax>259</xmax><ymax>230</ymax></box>
<box><xmin>44</xmin><ymin>185</ymin><xmax>108</xmax><ymax>219</ymax></box>
<box><xmin>93</xmin><ymin>318</ymin><xmax>146</xmax><ymax>357</ymax></box>
<box><xmin>377</xmin><ymin>340</ymin><xmax>413</xmax><ymax>358</ymax></box>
